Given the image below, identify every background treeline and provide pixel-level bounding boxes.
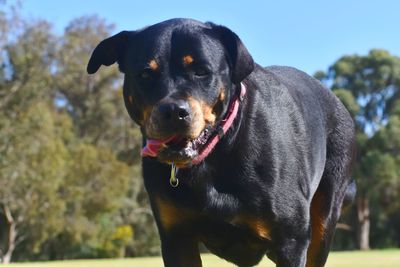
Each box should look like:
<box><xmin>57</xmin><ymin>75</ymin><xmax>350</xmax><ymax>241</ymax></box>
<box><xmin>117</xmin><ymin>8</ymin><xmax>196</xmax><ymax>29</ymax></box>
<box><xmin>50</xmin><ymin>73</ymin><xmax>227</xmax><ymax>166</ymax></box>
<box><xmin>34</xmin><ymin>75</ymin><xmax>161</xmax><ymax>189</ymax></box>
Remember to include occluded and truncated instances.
<box><xmin>0</xmin><ymin>2</ymin><xmax>399</xmax><ymax>263</ymax></box>
<box><xmin>0</xmin><ymin>3</ymin><xmax>158</xmax><ymax>263</ymax></box>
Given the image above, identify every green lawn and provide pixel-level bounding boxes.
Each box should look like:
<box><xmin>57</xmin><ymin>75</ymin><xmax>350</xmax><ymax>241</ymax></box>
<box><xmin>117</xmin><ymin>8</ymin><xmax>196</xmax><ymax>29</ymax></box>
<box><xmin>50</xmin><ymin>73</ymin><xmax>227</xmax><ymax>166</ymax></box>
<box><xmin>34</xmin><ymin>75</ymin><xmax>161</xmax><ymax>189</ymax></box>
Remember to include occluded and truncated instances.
<box><xmin>9</xmin><ymin>250</ymin><xmax>400</xmax><ymax>267</ymax></box>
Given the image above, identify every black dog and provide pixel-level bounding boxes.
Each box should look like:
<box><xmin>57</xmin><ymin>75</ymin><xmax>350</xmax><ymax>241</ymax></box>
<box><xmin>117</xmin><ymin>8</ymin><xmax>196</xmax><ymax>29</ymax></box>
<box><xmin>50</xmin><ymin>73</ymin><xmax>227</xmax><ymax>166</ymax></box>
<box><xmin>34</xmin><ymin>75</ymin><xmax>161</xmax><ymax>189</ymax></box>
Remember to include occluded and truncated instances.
<box><xmin>87</xmin><ymin>18</ymin><xmax>355</xmax><ymax>267</ymax></box>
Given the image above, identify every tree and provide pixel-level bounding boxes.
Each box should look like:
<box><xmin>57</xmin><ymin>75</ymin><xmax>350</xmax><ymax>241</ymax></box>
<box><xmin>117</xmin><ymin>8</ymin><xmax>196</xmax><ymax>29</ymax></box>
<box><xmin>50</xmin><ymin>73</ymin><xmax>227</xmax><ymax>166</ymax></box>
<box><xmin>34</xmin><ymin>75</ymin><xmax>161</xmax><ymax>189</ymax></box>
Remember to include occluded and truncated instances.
<box><xmin>0</xmin><ymin>13</ymin><xmax>65</xmax><ymax>262</ymax></box>
<box><xmin>41</xmin><ymin>143</ymin><xmax>131</xmax><ymax>259</ymax></box>
<box><xmin>51</xmin><ymin>16</ymin><xmax>155</xmax><ymax>258</ymax></box>
<box><xmin>0</xmin><ymin>8</ymin><xmax>151</xmax><ymax>261</ymax></box>
<box><xmin>318</xmin><ymin>49</ymin><xmax>400</xmax><ymax>250</ymax></box>
<box><xmin>367</xmin><ymin>102</ymin><xmax>400</xmax><ymax>247</ymax></box>
<box><xmin>0</xmin><ymin>102</ymin><xmax>69</xmax><ymax>263</ymax></box>
<box><xmin>53</xmin><ymin>16</ymin><xmax>138</xmax><ymax>150</ymax></box>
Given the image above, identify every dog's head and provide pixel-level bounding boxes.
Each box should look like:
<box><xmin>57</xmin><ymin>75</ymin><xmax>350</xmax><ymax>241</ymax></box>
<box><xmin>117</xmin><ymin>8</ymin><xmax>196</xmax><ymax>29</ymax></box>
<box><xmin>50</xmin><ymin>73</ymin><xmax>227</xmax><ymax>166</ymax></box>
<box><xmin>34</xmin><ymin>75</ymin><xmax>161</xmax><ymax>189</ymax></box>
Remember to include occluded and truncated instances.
<box><xmin>87</xmin><ymin>18</ymin><xmax>254</xmax><ymax>166</ymax></box>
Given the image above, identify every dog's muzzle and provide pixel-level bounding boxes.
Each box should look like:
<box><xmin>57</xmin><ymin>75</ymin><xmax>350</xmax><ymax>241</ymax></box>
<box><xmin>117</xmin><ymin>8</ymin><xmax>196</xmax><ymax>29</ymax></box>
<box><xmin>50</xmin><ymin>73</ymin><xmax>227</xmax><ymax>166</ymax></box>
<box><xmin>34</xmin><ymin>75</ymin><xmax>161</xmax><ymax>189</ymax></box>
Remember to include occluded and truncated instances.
<box><xmin>142</xmin><ymin>83</ymin><xmax>247</xmax><ymax>168</ymax></box>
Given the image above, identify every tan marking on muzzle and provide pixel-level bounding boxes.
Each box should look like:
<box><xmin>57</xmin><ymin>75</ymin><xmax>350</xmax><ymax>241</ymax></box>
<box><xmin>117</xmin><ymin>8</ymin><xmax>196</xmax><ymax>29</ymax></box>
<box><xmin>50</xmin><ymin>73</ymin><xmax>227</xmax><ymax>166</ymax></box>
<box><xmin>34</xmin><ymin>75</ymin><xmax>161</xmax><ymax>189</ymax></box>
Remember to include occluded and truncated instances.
<box><xmin>143</xmin><ymin>106</ymin><xmax>156</xmax><ymax>134</ymax></box>
<box><xmin>187</xmin><ymin>97</ymin><xmax>217</xmax><ymax>139</ymax></box>
<box><xmin>201</xmin><ymin>102</ymin><xmax>216</xmax><ymax>125</ymax></box>
<box><xmin>183</xmin><ymin>55</ymin><xmax>194</xmax><ymax>66</ymax></box>
<box><xmin>143</xmin><ymin>106</ymin><xmax>153</xmax><ymax>122</ymax></box>
<box><xmin>187</xmin><ymin>97</ymin><xmax>205</xmax><ymax>139</ymax></box>
<box><xmin>219</xmin><ymin>88</ymin><xmax>225</xmax><ymax>102</ymax></box>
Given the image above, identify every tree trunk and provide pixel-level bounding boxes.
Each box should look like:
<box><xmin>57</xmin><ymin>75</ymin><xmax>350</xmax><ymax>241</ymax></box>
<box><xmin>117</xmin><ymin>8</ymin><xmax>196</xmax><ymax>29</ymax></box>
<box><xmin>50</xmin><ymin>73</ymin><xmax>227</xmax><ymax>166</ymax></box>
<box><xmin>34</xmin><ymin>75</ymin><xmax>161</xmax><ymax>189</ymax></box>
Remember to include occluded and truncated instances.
<box><xmin>1</xmin><ymin>205</ymin><xmax>17</xmax><ymax>264</ymax></box>
<box><xmin>356</xmin><ymin>194</ymin><xmax>370</xmax><ymax>250</ymax></box>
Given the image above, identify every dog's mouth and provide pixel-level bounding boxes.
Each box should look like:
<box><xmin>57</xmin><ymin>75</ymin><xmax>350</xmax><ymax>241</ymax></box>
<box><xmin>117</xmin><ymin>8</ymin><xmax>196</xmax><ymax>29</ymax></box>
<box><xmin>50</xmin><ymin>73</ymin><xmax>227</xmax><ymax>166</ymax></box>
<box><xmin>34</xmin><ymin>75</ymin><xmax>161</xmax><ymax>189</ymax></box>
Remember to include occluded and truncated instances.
<box><xmin>142</xmin><ymin>126</ymin><xmax>213</xmax><ymax>167</ymax></box>
<box><xmin>141</xmin><ymin>83</ymin><xmax>245</xmax><ymax>168</ymax></box>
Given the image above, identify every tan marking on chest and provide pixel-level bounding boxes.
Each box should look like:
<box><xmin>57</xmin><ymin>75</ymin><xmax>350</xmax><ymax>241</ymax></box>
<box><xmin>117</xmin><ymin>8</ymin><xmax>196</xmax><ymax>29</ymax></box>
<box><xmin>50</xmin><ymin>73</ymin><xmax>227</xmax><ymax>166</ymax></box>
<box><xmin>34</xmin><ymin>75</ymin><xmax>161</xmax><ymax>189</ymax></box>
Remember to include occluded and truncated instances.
<box><xmin>155</xmin><ymin>197</ymin><xmax>195</xmax><ymax>231</ymax></box>
<box><xmin>231</xmin><ymin>215</ymin><xmax>271</xmax><ymax>240</ymax></box>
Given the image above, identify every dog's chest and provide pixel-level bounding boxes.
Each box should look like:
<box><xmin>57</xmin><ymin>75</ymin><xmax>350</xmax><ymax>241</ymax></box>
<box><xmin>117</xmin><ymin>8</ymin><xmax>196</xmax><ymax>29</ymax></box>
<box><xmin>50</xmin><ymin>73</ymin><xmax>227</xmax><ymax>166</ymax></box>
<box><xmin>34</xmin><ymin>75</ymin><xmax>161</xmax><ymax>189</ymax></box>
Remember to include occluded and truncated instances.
<box><xmin>154</xmin><ymin>190</ymin><xmax>272</xmax><ymax>241</ymax></box>
<box><xmin>153</xmin><ymin>163</ymin><xmax>272</xmax><ymax>238</ymax></box>
<box><xmin>198</xmin><ymin>212</ymin><xmax>272</xmax><ymax>266</ymax></box>
<box><xmin>154</xmin><ymin>194</ymin><xmax>272</xmax><ymax>264</ymax></box>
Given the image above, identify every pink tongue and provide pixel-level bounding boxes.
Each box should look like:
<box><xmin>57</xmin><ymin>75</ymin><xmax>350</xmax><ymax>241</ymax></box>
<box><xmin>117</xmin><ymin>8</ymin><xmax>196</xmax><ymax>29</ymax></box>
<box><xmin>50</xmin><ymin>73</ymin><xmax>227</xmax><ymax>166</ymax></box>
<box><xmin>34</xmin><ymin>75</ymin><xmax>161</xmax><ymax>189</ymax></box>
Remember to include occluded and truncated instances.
<box><xmin>141</xmin><ymin>136</ymin><xmax>176</xmax><ymax>157</ymax></box>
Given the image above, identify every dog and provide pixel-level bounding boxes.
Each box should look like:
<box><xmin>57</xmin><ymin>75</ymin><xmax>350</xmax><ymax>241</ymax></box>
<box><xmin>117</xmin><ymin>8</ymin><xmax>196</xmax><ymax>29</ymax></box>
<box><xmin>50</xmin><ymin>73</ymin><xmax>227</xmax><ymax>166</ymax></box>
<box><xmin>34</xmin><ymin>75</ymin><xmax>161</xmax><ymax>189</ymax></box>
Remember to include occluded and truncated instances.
<box><xmin>87</xmin><ymin>18</ymin><xmax>355</xmax><ymax>267</ymax></box>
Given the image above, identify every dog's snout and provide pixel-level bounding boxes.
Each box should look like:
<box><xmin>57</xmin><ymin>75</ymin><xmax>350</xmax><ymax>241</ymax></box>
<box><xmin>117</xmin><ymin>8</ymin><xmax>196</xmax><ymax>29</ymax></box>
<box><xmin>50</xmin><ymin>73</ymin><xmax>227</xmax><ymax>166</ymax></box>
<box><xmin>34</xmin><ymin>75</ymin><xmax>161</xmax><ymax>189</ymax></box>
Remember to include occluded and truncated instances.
<box><xmin>147</xmin><ymin>98</ymin><xmax>203</xmax><ymax>140</ymax></box>
<box><xmin>176</xmin><ymin>104</ymin><xmax>190</xmax><ymax>120</ymax></box>
<box><xmin>158</xmin><ymin>101</ymin><xmax>191</xmax><ymax>122</ymax></box>
<box><xmin>152</xmin><ymin>101</ymin><xmax>192</xmax><ymax>136</ymax></box>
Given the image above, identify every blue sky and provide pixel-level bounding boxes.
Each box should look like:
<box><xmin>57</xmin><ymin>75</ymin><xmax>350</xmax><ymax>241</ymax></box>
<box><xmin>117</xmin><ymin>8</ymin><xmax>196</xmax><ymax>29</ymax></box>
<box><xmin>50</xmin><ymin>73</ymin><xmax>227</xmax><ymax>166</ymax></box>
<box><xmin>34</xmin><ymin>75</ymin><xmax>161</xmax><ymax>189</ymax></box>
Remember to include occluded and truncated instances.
<box><xmin>22</xmin><ymin>0</ymin><xmax>400</xmax><ymax>75</ymax></box>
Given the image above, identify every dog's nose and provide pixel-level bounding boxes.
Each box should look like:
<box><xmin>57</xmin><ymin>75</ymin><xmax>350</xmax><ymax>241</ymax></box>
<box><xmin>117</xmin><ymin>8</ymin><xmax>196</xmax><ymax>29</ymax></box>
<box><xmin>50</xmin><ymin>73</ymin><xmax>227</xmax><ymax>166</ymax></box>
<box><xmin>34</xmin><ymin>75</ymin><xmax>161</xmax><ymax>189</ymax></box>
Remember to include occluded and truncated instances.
<box><xmin>158</xmin><ymin>101</ymin><xmax>191</xmax><ymax>123</ymax></box>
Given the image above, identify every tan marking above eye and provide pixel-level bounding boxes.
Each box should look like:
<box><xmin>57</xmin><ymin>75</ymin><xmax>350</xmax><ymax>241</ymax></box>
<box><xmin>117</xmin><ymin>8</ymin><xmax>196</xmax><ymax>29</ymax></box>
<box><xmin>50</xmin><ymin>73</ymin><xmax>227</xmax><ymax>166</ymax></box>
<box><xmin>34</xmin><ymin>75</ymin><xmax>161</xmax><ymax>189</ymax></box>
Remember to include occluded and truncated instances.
<box><xmin>183</xmin><ymin>55</ymin><xmax>194</xmax><ymax>65</ymax></box>
<box><xmin>149</xmin><ymin>59</ymin><xmax>159</xmax><ymax>71</ymax></box>
<box><xmin>128</xmin><ymin>95</ymin><xmax>133</xmax><ymax>104</ymax></box>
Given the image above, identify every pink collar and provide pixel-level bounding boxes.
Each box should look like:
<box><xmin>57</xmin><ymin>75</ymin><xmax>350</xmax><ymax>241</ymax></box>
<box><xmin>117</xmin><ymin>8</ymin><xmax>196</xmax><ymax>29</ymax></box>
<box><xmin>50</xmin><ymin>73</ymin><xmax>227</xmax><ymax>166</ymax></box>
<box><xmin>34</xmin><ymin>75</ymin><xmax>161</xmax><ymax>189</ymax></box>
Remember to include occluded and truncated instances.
<box><xmin>141</xmin><ymin>82</ymin><xmax>246</xmax><ymax>167</ymax></box>
<box><xmin>190</xmin><ymin>82</ymin><xmax>246</xmax><ymax>166</ymax></box>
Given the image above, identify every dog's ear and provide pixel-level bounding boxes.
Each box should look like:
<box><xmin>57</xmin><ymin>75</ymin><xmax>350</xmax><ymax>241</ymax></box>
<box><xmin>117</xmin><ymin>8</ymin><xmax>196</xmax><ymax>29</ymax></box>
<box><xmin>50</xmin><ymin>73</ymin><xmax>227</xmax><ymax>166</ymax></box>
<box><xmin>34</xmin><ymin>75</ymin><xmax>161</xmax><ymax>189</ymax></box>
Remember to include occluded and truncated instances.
<box><xmin>209</xmin><ymin>23</ymin><xmax>254</xmax><ymax>84</ymax></box>
<box><xmin>87</xmin><ymin>31</ymin><xmax>132</xmax><ymax>74</ymax></box>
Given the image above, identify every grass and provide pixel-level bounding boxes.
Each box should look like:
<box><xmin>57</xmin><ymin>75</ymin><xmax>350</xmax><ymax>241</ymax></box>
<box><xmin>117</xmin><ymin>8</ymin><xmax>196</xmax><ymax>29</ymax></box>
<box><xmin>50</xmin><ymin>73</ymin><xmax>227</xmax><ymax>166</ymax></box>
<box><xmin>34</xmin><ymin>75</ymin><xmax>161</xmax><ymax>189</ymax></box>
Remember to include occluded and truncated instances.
<box><xmin>9</xmin><ymin>250</ymin><xmax>400</xmax><ymax>267</ymax></box>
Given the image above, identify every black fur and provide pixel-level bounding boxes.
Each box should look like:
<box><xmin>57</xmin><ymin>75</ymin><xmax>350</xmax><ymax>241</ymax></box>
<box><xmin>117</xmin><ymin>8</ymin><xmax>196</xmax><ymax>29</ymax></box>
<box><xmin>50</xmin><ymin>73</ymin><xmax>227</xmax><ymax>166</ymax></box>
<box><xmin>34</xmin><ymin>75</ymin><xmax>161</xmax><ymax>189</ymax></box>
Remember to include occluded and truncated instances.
<box><xmin>88</xmin><ymin>18</ymin><xmax>356</xmax><ymax>267</ymax></box>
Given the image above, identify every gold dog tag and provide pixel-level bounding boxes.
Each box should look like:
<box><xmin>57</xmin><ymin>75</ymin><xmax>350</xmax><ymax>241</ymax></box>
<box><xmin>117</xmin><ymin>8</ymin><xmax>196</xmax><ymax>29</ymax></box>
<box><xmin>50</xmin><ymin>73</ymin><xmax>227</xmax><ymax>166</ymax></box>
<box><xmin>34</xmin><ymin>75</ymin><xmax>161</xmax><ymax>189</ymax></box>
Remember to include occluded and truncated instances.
<box><xmin>169</xmin><ymin>164</ymin><xmax>179</xmax><ymax>187</ymax></box>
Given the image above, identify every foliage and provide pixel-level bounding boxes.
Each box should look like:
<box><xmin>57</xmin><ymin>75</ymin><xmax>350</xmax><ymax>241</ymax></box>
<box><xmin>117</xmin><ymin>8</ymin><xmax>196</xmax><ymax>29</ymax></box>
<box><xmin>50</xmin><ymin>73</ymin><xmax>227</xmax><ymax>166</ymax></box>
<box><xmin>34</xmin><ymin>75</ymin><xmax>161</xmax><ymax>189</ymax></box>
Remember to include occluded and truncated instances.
<box><xmin>327</xmin><ymin>49</ymin><xmax>400</xmax><ymax>132</ymax></box>
<box><xmin>0</xmin><ymin>2</ymin><xmax>157</xmax><ymax>262</ymax></box>
<box><xmin>317</xmin><ymin>49</ymin><xmax>400</xmax><ymax>250</ymax></box>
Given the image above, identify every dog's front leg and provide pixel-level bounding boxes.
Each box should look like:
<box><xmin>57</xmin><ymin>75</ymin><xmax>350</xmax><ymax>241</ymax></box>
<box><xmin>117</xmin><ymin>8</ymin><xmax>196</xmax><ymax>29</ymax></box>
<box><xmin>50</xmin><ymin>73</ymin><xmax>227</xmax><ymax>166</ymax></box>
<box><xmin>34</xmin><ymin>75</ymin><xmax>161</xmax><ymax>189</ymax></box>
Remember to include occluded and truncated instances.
<box><xmin>160</xmin><ymin>233</ymin><xmax>202</xmax><ymax>267</ymax></box>
<box><xmin>274</xmin><ymin>229</ymin><xmax>310</xmax><ymax>267</ymax></box>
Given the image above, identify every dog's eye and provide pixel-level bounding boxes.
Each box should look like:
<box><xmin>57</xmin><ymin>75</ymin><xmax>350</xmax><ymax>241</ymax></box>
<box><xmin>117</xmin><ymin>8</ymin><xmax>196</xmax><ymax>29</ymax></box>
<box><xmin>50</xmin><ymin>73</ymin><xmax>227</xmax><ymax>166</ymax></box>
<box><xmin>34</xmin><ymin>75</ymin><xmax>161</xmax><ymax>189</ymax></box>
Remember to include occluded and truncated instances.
<box><xmin>193</xmin><ymin>67</ymin><xmax>209</xmax><ymax>77</ymax></box>
<box><xmin>138</xmin><ymin>68</ymin><xmax>154</xmax><ymax>80</ymax></box>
